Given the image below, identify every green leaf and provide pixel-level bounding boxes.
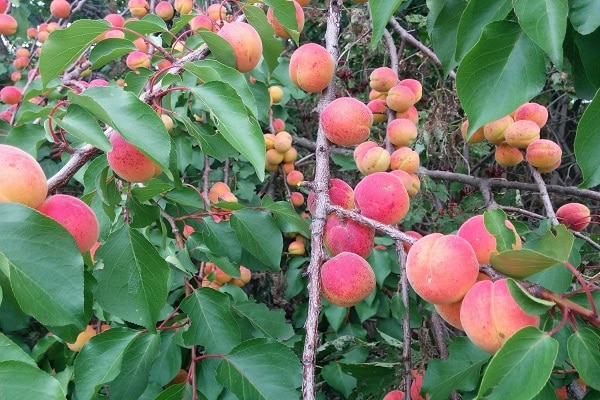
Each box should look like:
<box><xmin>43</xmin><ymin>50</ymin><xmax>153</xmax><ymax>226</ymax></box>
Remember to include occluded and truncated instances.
<box><xmin>572</xmin><ymin>28</ymin><xmax>600</xmax><ymax>97</ymax></box>
<box><xmin>56</xmin><ymin>104</ymin><xmax>111</xmax><ymax>151</ymax></box>
<box><xmin>0</xmin><ymin>204</ymin><xmax>86</xmax><ymax>329</ymax></box>
<box><xmin>5</xmin><ymin>123</ymin><xmax>46</xmax><ymax>156</ymax></box>
<box><xmin>477</xmin><ymin>327</ymin><xmax>558</xmax><ymax>399</ymax></box>
<box><xmin>148</xmin><ymin>331</ymin><xmax>182</xmax><ymax>386</ymax></box>
<box><xmin>195</xmin><ymin>30</ymin><xmax>236</xmax><ymax>69</ymax></box>
<box><xmin>124</xmin><ymin>14</ymin><xmax>168</xmax><ymax>35</ymax></box>
<box><xmin>483</xmin><ymin>209</ymin><xmax>517</xmax><ymax>252</ymax></box>
<box><xmin>0</xmin><ymin>360</ymin><xmax>66</xmax><ymax>399</ymax></box>
<box><xmin>191</xmin><ymin>82</ymin><xmax>266</xmax><ymax>181</ymax></box>
<box><xmin>243</xmin><ymin>4</ymin><xmax>283</xmax><ymax>71</ymax></box>
<box><xmin>68</xmin><ymin>87</ymin><xmax>173</xmax><ymax>178</ymax></box>
<box><xmin>569</xmin><ymin>0</ymin><xmax>600</xmax><ymax>35</ymax></box>
<box><xmin>339</xmin><ymin>362</ymin><xmax>396</xmax><ymax>393</ymax></box>
<box><xmin>422</xmin><ymin>337</ymin><xmax>490</xmax><ymax>400</ymax></box>
<box><xmin>154</xmin><ymin>384</ymin><xmax>195</xmax><ymax>400</ymax></box>
<box><xmin>178</xmin><ymin>116</ymin><xmax>238</xmax><ymax>161</ymax></box>
<box><xmin>74</xmin><ymin>328</ymin><xmax>139</xmax><ymax>400</ymax></box>
<box><xmin>94</xmin><ymin>226</ymin><xmax>170</xmax><ymax>331</ymax></box>
<box><xmin>455</xmin><ymin>0</ymin><xmax>513</xmax><ymax>62</ymax></box>
<box><xmin>89</xmin><ymin>38</ymin><xmax>138</xmax><ymax>70</ymax></box>
<box><xmin>180</xmin><ymin>288</ymin><xmax>241</xmax><ymax>353</ymax></box>
<box><xmin>263</xmin><ymin>0</ymin><xmax>300</xmax><ymax>43</ymax></box>
<box><xmin>370</xmin><ymin>0</ymin><xmax>405</xmax><ymax>47</ymax></box>
<box><xmin>427</xmin><ymin>0</ymin><xmax>466</xmax><ymax>75</ymax></box>
<box><xmin>232</xmin><ymin>300</ymin><xmax>295</xmax><ymax>341</ymax></box>
<box><xmin>230</xmin><ymin>209</ymin><xmax>283</xmax><ymax>270</ymax></box>
<box><xmin>107</xmin><ymin>332</ymin><xmax>161</xmax><ymax>400</ymax></box>
<box><xmin>216</xmin><ymin>338</ymin><xmax>302</xmax><ymax>400</ymax></box>
<box><xmin>490</xmin><ymin>249</ymin><xmax>560</xmax><ymax>279</ymax></box>
<box><xmin>261</xmin><ymin>198</ymin><xmax>310</xmax><ymax>238</ymax></box>
<box><xmin>183</xmin><ymin>59</ymin><xmax>258</xmax><ymax>118</ymax></box>
<box><xmin>575</xmin><ymin>89</ymin><xmax>600</xmax><ymax>188</ymax></box>
<box><xmin>457</xmin><ymin>21</ymin><xmax>546</xmax><ymax>136</ymax></box>
<box><xmin>530</xmin><ymin>224</ymin><xmax>574</xmax><ymax>262</ymax></box>
<box><xmin>514</xmin><ymin>0</ymin><xmax>567</xmax><ymax>69</ymax></box>
<box><xmin>568</xmin><ymin>328</ymin><xmax>600</xmax><ymax>390</ymax></box>
<box><xmin>39</xmin><ymin>20</ymin><xmax>110</xmax><ymax>87</ymax></box>
<box><xmin>0</xmin><ymin>332</ymin><xmax>37</xmax><ymax>366</ymax></box>
<box><xmin>506</xmin><ymin>279</ymin><xmax>555</xmax><ymax>316</ymax></box>
<box><xmin>322</xmin><ymin>362</ymin><xmax>357</xmax><ymax>399</ymax></box>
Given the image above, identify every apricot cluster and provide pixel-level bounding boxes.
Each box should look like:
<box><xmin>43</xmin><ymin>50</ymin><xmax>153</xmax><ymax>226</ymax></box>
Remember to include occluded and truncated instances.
<box><xmin>202</xmin><ymin>262</ymin><xmax>251</xmax><ymax>289</ymax></box>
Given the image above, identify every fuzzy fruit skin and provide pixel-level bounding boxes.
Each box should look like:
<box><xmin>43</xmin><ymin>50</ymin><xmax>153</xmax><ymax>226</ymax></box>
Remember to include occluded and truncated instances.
<box><xmin>386</xmin><ymin>84</ymin><xmax>416</xmax><ymax>113</ymax></box>
<box><xmin>434</xmin><ymin>272</ymin><xmax>491</xmax><ymax>330</ymax></box>
<box><xmin>398</xmin><ymin>78</ymin><xmax>422</xmax><ymax>102</ymax></box>
<box><xmin>0</xmin><ymin>14</ymin><xmax>18</xmax><ymax>35</ymax></box>
<box><xmin>406</xmin><ymin>234</ymin><xmax>479</xmax><ymax>304</ymax></box>
<box><xmin>525</xmin><ymin>139</ymin><xmax>562</xmax><ymax>173</ymax></box>
<box><xmin>460</xmin><ymin>279</ymin><xmax>540</xmax><ymax>353</ymax></box>
<box><xmin>389</xmin><ymin>169</ymin><xmax>420</xmax><ymax>197</ymax></box>
<box><xmin>503</xmin><ymin>119</ymin><xmax>540</xmax><ymax>149</ymax></box>
<box><xmin>513</xmin><ymin>102</ymin><xmax>548</xmax><ymax>128</ymax></box>
<box><xmin>354</xmin><ymin>172</ymin><xmax>410</xmax><ymax>225</ymax></box>
<box><xmin>128</xmin><ymin>0</ymin><xmax>149</xmax><ymax>17</ymax></box>
<box><xmin>155</xmin><ymin>1</ymin><xmax>174</xmax><ymax>20</ymax></box>
<box><xmin>126</xmin><ymin>51</ymin><xmax>151</xmax><ymax>72</ymax></box>
<box><xmin>0</xmin><ymin>144</ymin><xmax>48</xmax><ymax>208</ymax></box>
<box><xmin>0</xmin><ymin>86</ymin><xmax>23</xmax><ymax>105</ymax></box>
<box><xmin>383</xmin><ymin>390</ymin><xmax>405</xmax><ymax>400</ymax></box>
<box><xmin>37</xmin><ymin>194</ymin><xmax>100</xmax><ymax>253</ymax></box>
<box><xmin>457</xmin><ymin>214</ymin><xmax>522</xmax><ymax>264</ymax></box>
<box><xmin>104</xmin><ymin>13</ymin><xmax>125</xmax><ymax>27</ymax></box>
<box><xmin>289</xmin><ymin>43</ymin><xmax>335</xmax><ymax>93</ymax></box>
<box><xmin>369</xmin><ymin>67</ymin><xmax>397</xmax><ymax>92</ymax></box>
<box><xmin>320</xmin><ymin>97</ymin><xmax>373</xmax><ymax>146</ymax></box>
<box><xmin>483</xmin><ymin>115</ymin><xmax>513</xmax><ymax>145</ymax></box>
<box><xmin>387</xmin><ymin>118</ymin><xmax>418</xmax><ymax>147</ymax></box>
<box><xmin>323</xmin><ymin>214</ymin><xmax>375</xmax><ymax>258</ymax></box>
<box><xmin>50</xmin><ymin>0</ymin><xmax>71</xmax><ymax>19</ymax></box>
<box><xmin>356</xmin><ymin>146</ymin><xmax>391</xmax><ymax>175</ymax></box>
<box><xmin>218</xmin><ymin>21</ymin><xmax>263</xmax><ymax>73</ymax></box>
<box><xmin>307</xmin><ymin>178</ymin><xmax>354</xmax><ymax>214</ymax></box>
<box><xmin>107</xmin><ymin>132</ymin><xmax>160</xmax><ymax>183</ymax></box>
<box><xmin>495</xmin><ymin>143</ymin><xmax>523</xmax><ymax>167</ymax></box>
<box><xmin>396</xmin><ymin>105</ymin><xmax>419</xmax><ymax>124</ymax></box>
<box><xmin>390</xmin><ymin>147</ymin><xmax>419</xmax><ymax>173</ymax></box>
<box><xmin>320</xmin><ymin>252</ymin><xmax>376</xmax><ymax>307</ymax></box>
<box><xmin>267</xmin><ymin>0</ymin><xmax>305</xmax><ymax>39</ymax></box>
<box><xmin>367</xmin><ymin>99</ymin><xmax>388</xmax><ymax>123</ymax></box>
<box><xmin>556</xmin><ymin>203</ymin><xmax>591</xmax><ymax>231</ymax></box>
<box><xmin>461</xmin><ymin>120</ymin><xmax>485</xmax><ymax>143</ymax></box>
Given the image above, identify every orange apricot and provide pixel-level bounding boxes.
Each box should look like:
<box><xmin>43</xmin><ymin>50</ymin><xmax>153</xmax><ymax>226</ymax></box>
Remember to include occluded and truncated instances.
<box><xmin>556</xmin><ymin>203</ymin><xmax>591</xmax><ymax>231</ymax></box>
<box><xmin>354</xmin><ymin>172</ymin><xmax>410</xmax><ymax>225</ymax></box>
<box><xmin>483</xmin><ymin>115</ymin><xmax>513</xmax><ymax>145</ymax></box>
<box><xmin>513</xmin><ymin>102</ymin><xmax>548</xmax><ymax>128</ymax></box>
<box><xmin>387</xmin><ymin>118</ymin><xmax>418</xmax><ymax>147</ymax></box>
<box><xmin>386</xmin><ymin>84</ymin><xmax>416</xmax><ymax>113</ymax></box>
<box><xmin>267</xmin><ymin>0</ymin><xmax>305</xmax><ymax>39</ymax></box>
<box><xmin>369</xmin><ymin>67</ymin><xmax>397</xmax><ymax>92</ymax></box>
<box><xmin>525</xmin><ymin>139</ymin><xmax>562</xmax><ymax>173</ymax></box>
<box><xmin>320</xmin><ymin>97</ymin><xmax>373</xmax><ymax>146</ymax></box>
<box><xmin>0</xmin><ymin>144</ymin><xmax>48</xmax><ymax>208</ymax></box>
<box><xmin>218</xmin><ymin>21</ymin><xmax>263</xmax><ymax>73</ymax></box>
<box><xmin>494</xmin><ymin>143</ymin><xmax>523</xmax><ymax>167</ymax></box>
<box><xmin>50</xmin><ymin>0</ymin><xmax>71</xmax><ymax>19</ymax></box>
<box><xmin>504</xmin><ymin>119</ymin><xmax>541</xmax><ymax>149</ymax></box>
<box><xmin>289</xmin><ymin>43</ymin><xmax>335</xmax><ymax>93</ymax></box>
<box><xmin>457</xmin><ymin>214</ymin><xmax>521</xmax><ymax>264</ymax></box>
<box><xmin>107</xmin><ymin>132</ymin><xmax>160</xmax><ymax>183</ymax></box>
<box><xmin>323</xmin><ymin>214</ymin><xmax>375</xmax><ymax>258</ymax></box>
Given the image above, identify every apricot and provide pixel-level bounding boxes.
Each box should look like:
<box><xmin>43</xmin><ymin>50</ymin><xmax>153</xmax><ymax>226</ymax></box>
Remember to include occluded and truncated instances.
<box><xmin>155</xmin><ymin>1</ymin><xmax>174</xmax><ymax>20</ymax></box>
<box><xmin>230</xmin><ymin>266</ymin><xmax>252</xmax><ymax>287</ymax></box>
<box><xmin>406</xmin><ymin>233</ymin><xmax>479</xmax><ymax>304</ymax></box>
<box><xmin>434</xmin><ymin>272</ymin><xmax>491</xmax><ymax>330</ymax></box>
<box><xmin>128</xmin><ymin>0</ymin><xmax>149</xmax><ymax>17</ymax></box>
<box><xmin>356</xmin><ymin>146</ymin><xmax>391</xmax><ymax>175</ymax></box>
<box><xmin>320</xmin><ymin>97</ymin><xmax>373</xmax><ymax>146</ymax></box>
<box><xmin>207</xmin><ymin>3</ymin><xmax>227</xmax><ymax>22</ymax></box>
<box><xmin>264</xmin><ymin>133</ymin><xmax>276</xmax><ymax>150</ymax></box>
<box><xmin>107</xmin><ymin>132</ymin><xmax>160</xmax><ymax>183</ymax></box>
<box><xmin>460</xmin><ymin>120</ymin><xmax>485</xmax><ymax>143</ymax></box>
<box><xmin>218</xmin><ymin>21</ymin><xmax>263</xmax><ymax>73</ymax></box>
<box><xmin>205</xmin><ymin>262</ymin><xmax>232</xmax><ymax>285</ymax></box>
<box><xmin>0</xmin><ymin>14</ymin><xmax>18</xmax><ymax>36</ymax></box>
<box><xmin>105</xmin><ymin>29</ymin><xmax>125</xmax><ymax>39</ymax></box>
<box><xmin>525</xmin><ymin>139</ymin><xmax>562</xmax><ymax>173</ymax></box>
<box><xmin>495</xmin><ymin>143</ymin><xmax>523</xmax><ymax>167</ymax></box>
<box><xmin>367</xmin><ymin>99</ymin><xmax>388</xmax><ymax>123</ymax></box>
<box><xmin>104</xmin><ymin>13</ymin><xmax>125</xmax><ymax>27</ymax></box>
<box><xmin>266</xmin><ymin>148</ymin><xmax>284</xmax><ymax>164</ymax></box>
<box><xmin>268</xmin><ymin>85</ymin><xmax>284</xmax><ymax>104</ymax></box>
<box><xmin>460</xmin><ymin>279</ymin><xmax>540</xmax><ymax>353</ymax></box>
<box><xmin>281</xmin><ymin>162</ymin><xmax>294</xmax><ymax>174</ymax></box>
<box><xmin>369</xmin><ymin>67</ymin><xmax>397</xmax><ymax>92</ymax></box>
<box><xmin>288</xmin><ymin>240</ymin><xmax>305</xmax><ymax>255</ymax></box>
<box><xmin>389</xmin><ymin>169</ymin><xmax>420</xmax><ymax>197</ymax></box>
<box><xmin>189</xmin><ymin>15</ymin><xmax>213</xmax><ymax>31</ymax></box>
<box><xmin>27</xmin><ymin>27</ymin><xmax>38</xmax><ymax>38</ymax></box>
<box><xmin>556</xmin><ymin>203</ymin><xmax>591</xmax><ymax>231</ymax></box>
<box><xmin>320</xmin><ymin>252</ymin><xmax>375</xmax><ymax>307</ymax></box>
<box><xmin>307</xmin><ymin>178</ymin><xmax>354</xmax><ymax>214</ymax></box>
<box><xmin>286</xmin><ymin>170</ymin><xmax>304</xmax><ymax>186</ymax></box>
<box><xmin>125</xmin><ymin>50</ymin><xmax>151</xmax><ymax>72</ymax></box>
<box><xmin>0</xmin><ymin>0</ymin><xmax>7</xmax><ymax>13</ymax></box>
<box><xmin>37</xmin><ymin>194</ymin><xmax>100</xmax><ymax>253</ymax></box>
<box><xmin>457</xmin><ymin>214</ymin><xmax>521</xmax><ymax>264</ymax></box>
<box><xmin>390</xmin><ymin>147</ymin><xmax>419</xmax><ymax>174</ymax></box>
<box><xmin>173</xmin><ymin>0</ymin><xmax>192</xmax><ymax>14</ymax></box>
<box><xmin>401</xmin><ymin>230</ymin><xmax>423</xmax><ymax>253</ymax></box>
<box><xmin>161</xmin><ymin>114</ymin><xmax>174</xmax><ymax>133</ymax></box>
<box><xmin>13</xmin><ymin>56</ymin><xmax>29</xmax><ymax>70</ymax></box>
<box><xmin>282</xmin><ymin>147</ymin><xmax>297</xmax><ymax>163</ymax></box>
<box><xmin>396</xmin><ymin>105</ymin><xmax>419</xmax><ymax>124</ymax></box>
<box><xmin>10</xmin><ymin>71</ymin><xmax>21</xmax><ymax>82</ymax></box>
<box><xmin>273</xmin><ymin>131</ymin><xmax>292</xmax><ymax>153</ymax></box>
<box><xmin>66</xmin><ymin>325</ymin><xmax>97</xmax><ymax>352</ymax></box>
<box><xmin>513</xmin><ymin>102</ymin><xmax>548</xmax><ymax>128</ymax></box>
<box><xmin>208</xmin><ymin>182</ymin><xmax>231</xmax><ymax>203</ymax></box>
<box><xmin>218</xmin><ymin>192</ymin><xmax>238</xmax><ymax>203</ymax></box>
<box><xmin>387</xmin><ymin>118</ymin><xmax>418</xmax><ymax>147</ymax></box>
<box><xmin>483</xmin><ymin>115</ymin><xmax>513</xmax><ymax>145</ymax></box>
<box><xmin>386</xmin><ymin>84</ymin><xmax>416</xmax><ymax>113</ymax></box>
<box><xmin>272</xmin><ymin>118</ymin><xmax>285</xmax><ymax>132</ymax></box>
<box><xmin>290</xmin><ymin>192</ymin><xmax>304</xmax><ymax>207</ymax></box>
<box><xmin>353</xmin><ymin>141</ymin><xmax>378</xmax><ymax>165</ymax></box>
<box><xmin>383</xmin><ymin>390</ymin><xmax>405</xmax><ymax>400</ymax></box>
<box><xmin>354</xmin><ymin>172</ymin><xmax>410</xmax><ymax>225</ymax></box>
<box><xmin>503</xmin><ymin>119</ymin><xmax>541</xmax><ymax>149</ymax></box>
<box><xmin>369</xmin><ymin>89</ymin><xmax>386</xmax><ymax>101</ymax></box>
<box><xmin>50</xmin><ymin>0</ymin><xmax>71</xmax><ymax>19</ymax></box>
<box><xmin>398</xmin><ymin>79</ymin><xmax>422</xmax><ymax>103</ymax></box>
<box><xmin>323</xmin><ymin>214</ymin><xmax>375</xmax><ymax>258</ymax></box>
<box><xmin>289</xmin><ymin>43</ymin><xmax>335</xmax><ymax>93</ymax></box>
<box><xmin>0</xmin><ymin>144</ymin><xmax>48</xmax><ymax>208</ymax></box>
<box><xmin>267</xmin><ymin>0</ymin><xmax>305</xmax><ymax>39</ymax></box>
<box><xmin>0</xmin><ymin>86</ymin><xmax>23</xmax><ymax>105</ymax></box>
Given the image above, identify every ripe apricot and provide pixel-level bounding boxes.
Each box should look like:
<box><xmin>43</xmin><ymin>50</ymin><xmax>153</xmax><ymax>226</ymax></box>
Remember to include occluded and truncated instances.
<box><xmin>289</xmin><ymin>43</ymin><xmax>335</xmax><ymax>93</ymax></box>
<box><xmin>50</xmin><ymin>0</ymin><xmax>71</xmax><ymax>19</ymax></box>
<box><xmin>286</xmin><ymin>170</ymin><xmax>304</xmax><ymax>186</ymax></box>
<box><xmin>460</xmin><ymin>120</ymin><xmax>485</xmax><ymax>143</ymax></box>
<box><xmin>503</xmin><ymin>119</ymin><xmax>540</xmax><ymax>149</ymax></box>
<box><xmin>367</xmin><ymin>99</ymin><xmax>388</xmax><ymax>123</ymax></box>
<box><xmin>290</xmin><ymin>192</ymin><xmax>304</xmax><ymax>207</ymax></box>
<box><xmin>355</xmin><ymin>146</ymin><xmax>391</xmax><ymax>175</ymax></box>
<box><xmin>320</xmin><ymin>252</ymin><xmax>375</xmax><ymax>307</ymax></box>
<box><xmin>208</xmin><ymin>182</ymin><xmax>231</xmax><ymax>203</ymax></box>
<box><xmin>390</xmin><ymin>147</ymin><xmax>419</xmax><ymax>174</ymax></box>
<box><xmin>107</xmin><ymin>132</ymin><xmax>160</xmax><ymax>183</ymax></box>
<box><xmin>354</xmin><ymin>172</ymin><xmax>410</xmax><ymax>225</ymax></box>
<box><xmin>525</xmin><ymin>139</ymin><xmax>562</xmax><ymax>173</ymax></box>
<box><xmin>218</xmin><ymin>21</ymin><xmax>263</xmax><ymax>73</ymax></box>
<box><xmin>0</xmin><ymin>0</ymin><xmax>7</xmax><ymax>13</ymax></box>
<box><xmin>307</xmin><ymin>178</ymin><xmax>354</xmax><ymax>214</ymax></box>
<box><xmin>457</xmin><ymin>214</ymin><xmax>521</xmax><ymax>264</ymax></box>
<box><xmin>383</xmin><ymin>390</ymin><xmax>405</xmax><ymax>400</ymax></box>
<box><xmin>556</xmin><ymin>203</ymin><xmax>591</xmax><ymax>231</ymax></box>
<box><xmin>282</xmin><ymin>147</ymin><xmax>297</xmax><ymax>163</ymax></box>
<box><xmin>267</xmin><ymin>1</ymin><xmax>305</xmax><ymax>39</ymax></box>
<box><xmin>396</xmin><ymin>105</ymin><xmax>419</xmax><ymax>124</ymax></box>
<box><xmin>513</xmin><ymin>102</ymin><xmax>548</xmax><ymax>128</ymax></box>
<box><xmin>398</xmin><ymin>79</ymin><xmax>422</xmax><ymax>103</ymax></box>
<box><xmin>207</xmin><ymin>3</ymin><xmax>227</xmax><ymax>22</ymax></box>
<box><xmin>389</xmin><ymin>169</ymin><xmax>420</xmax><ymax>197</ymax></box>
<box><xmin>406</xmin><ymin>233</ymin><xmax>479</xmax><ymax>304</ymax></box>
<box><xmin>189</xmin><ymin>15</ymin><xmax>213</xmax><ymax>32</ymax></box>
<box><xmin>155</xmin><ymin>1</ymin><xmax>174</xmax><ymax>20</ymax></box>
<box><xmin>266</xmin><ymin>148</ymin><xmax>284</xmax><ymax>164</ymax></box>
<box><xmin>460</xmin><ymin>279</ymin><xmax>540</xmax><ymax>353</ymax></box>
<box><xmin>0</xmin><ymin>14</ymin><xmax>18</xmax><ymax>36</ymax></box>
<box><xmin>483</xmin><ymin>115</ymin><xmax>513</xmax><ymax>145</ymax></box>
<box><xmin>323</xmin><ymin>214</ymin><xmax>375</xmax><ymax>258</ymax></box>
<box><xmin>128</xmin><ymin>0</ymin><xmax>149</xmax><ymax>17</ymax></box>
<box><xmin>387</xmin><ymin>118</ymin><xmax>418</xmax><ymax>147</ymax></box>
<box><xmin>272</xmin><ymin>118</ymin><xmax>286</xmax><ymax>132</ymax></box>
<box><xmin>0</xmin><ymin>144</ymin><xmax>48</xmax><ymax>208</ymax></box>
<box><xmin>434</xmin><ymin>272</ymin><xmax>491</xmax><ymax>330</ymax></box>
<box><xmin>386</xmin><ymin>84</ymin><xmax>416</xmax><ymax>113</ymax></box>
<box><xmin>0</xmin><ymin>86</ymin><xmax>23</xmax><ymax>105</ymax></box>
<box><xmin>37</xmin><ymin>194</ymin><xmax>100</xmax><ymax>253</ymax></box>
<box><xmin>288</xmin><ymin>240</ymin><xmax>305</xmax><ymax>255</ymax></box>
<box><xmin>494</xmin><ymin>143</ymin><xmax>523</xmax><ymax>167</ymax></box>
<box><xmin>369</xmin><ymin>67</ymin><xmax>397</xmax><ymax>92</ymax></box>
<box><xmin>125</xmin><ymin>50</ymin><xmax>151</xmax><ymax>72</ymax></box>
<box><xmin>173</xmin><ymin>0</ymin><xmax>192</xmax><ymax>14</ymax></box>
<box><xmin>104</xmin><ymin>13</ymin><xmax>125</xmax><ymax>27</ymax></box>
<box><xmin>268</xmin><ymin>85</ymin><xmax>284</xmax><ymax>104</ymax></box>
<box><xmin>320</xmin><ymin>97</ymin><xmax>373</xmax><ymax>146</ymax></box>
<box><xmin>273</xmin><ymin>131</ymin><xmax>292</xmax><ymax>153</ymax></box>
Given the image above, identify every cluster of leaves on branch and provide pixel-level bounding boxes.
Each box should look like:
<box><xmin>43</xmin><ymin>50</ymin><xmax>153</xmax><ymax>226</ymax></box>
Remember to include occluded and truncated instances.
<box><xmin>0</xmin><ymin>0</ymin><xmax>600</xmax><ymax>400</ymax></box>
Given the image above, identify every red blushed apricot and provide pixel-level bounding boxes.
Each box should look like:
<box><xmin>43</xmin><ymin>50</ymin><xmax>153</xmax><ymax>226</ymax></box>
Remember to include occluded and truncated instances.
<box><xmin>354</xmin><ymin>172</ymin><xmax>410</xmax><ymax>225</ymax></box>
<box><xmin>290</xmin><ymin>192</ymin><xmax>304</xmax><ymax>207</ymax></box>
<box><xmin>356</xmin><ymin>146</ymin><xmax>391</xmax><ymax>175</ymax></box>
<box><xmin>0</xmin><ymin>14</ymin><xmax>18</xmax><ymax>36</ymax></box>
<box><xmin>0</xmin><ymin>0</ymin><xmax>7</xmax><ymax>13</ymax></box>
<box><xmin>321</xmin><ymin>97</ymin><xmax>373</xmax><ymax>146</ymax></box>
<box><xmin>272</xmin><ymin>118</ymin><xmax>285</xmax><ymax>132</ymax></box>
<box><xmin>401</xmin><ymin>230</ymin><xmax>423</xmax><ymax>253</ymax></box>
<box><xmin>218</xmin><ymin>21</ymin><xmax>263</xmax><ymax>73</ymax></box>
<box><xmin>386</xmin><ymin>84</ymin><xmax>416</xmax><ymax>113</ymax></box>
<box><xmin>483</xmin><ymin>115</ymin><xmax>513</xmax><ymax>145</ymax></box>
<box><xmin>320</xmin><ymin>252</ymin><xmax>376</xmax><ymax>307</ymax></box>
<box><xmin>107</xmin><ymin>132</ymin><xmax>160</xmax><ymax>183</ymax></box>
<box><xmin>396</xmin><ymin>105</ymin><xmax>419</xmax><ymax>124</ymax></box>
<box><xmin>13</xmin><ymin>56</ymin><xmax>29</xmax><ymax>70</ymax></box>
<box><xmin>128</xmin><ymin>0</ymin><xmax>149</xmax><ymax>17</ymax></box>
<box><xmin>406</xmin><ymin>234</ymin><xmax>479</xmax><ymax>304</ymax></box>
<box><xmin>461</xmin><ymin>120</ymin><xmax>485</xmax><ymax>143</ymax></box>
<box><xmin>434</xmin><ymin>272</ymin><xmax>491</xmax><ymax>330</ymax></box>
<box><xmin>495</xmin><ymin>143</ymin><xmax>523</xmax><ymax>167</ymax></box>
<box><xmin>460</xmin><ymin>279</ymin><xmax>540</xmax><ymax>353</ymax></box>
<box><xmin>383</xmin><ymin>390</ymin><xmax>405</xmax><ymax>400</ymax></box>
<box><xmin>353</xmin><ymin>141</ymin><xmax>378</xmax><ymax>165</ymax></box>
<box><xmin>104</xmin><ymin>13</ymin><xmax>125</xmax><ymax>27</ymax></box>
<box><xmin>556</xmin><ymin>203</ymin><xmax>591</xmax><ymax>231</ymax></box>
<box><xmin>369</xmin><ymin>67</ymin><xmax>398</xmax><ymax>92</ymax></box>
<box><xmin>208</xmin><ymin>182</ymin><xmax>231</xmax><ymax>203</ymax></box>
<box><xmin>514</xmin><ymin>102</ymin><xmax>548</xmax><ymax>128</ymax></box>
<box><xmin>155</xmin><ymin>1</ymin><xmax>174</xmax><ymax>20</ymax></box>
<box><xmin>50</xmin><ymin>0</ymin><xmax>71</xmax><ymax>19</ymax></box>
<box><xmin>390</xmin><ymin>147</ymin><xmax>419</xmax><ymax>174</ymax></box>
<box><xmin>286</xmin><ymin>170</ymin><xmax>304</xmax><ymax>186</ymax></box>
<box><xmin>457</xmin><ymin>214</ymin><xmax>521</xmax><ymax>264</ymax></box>
<box><xmin>125</xmin><ymin>50</ymin><xmax>151</xmax><ymax>72</ymax></box>
<box><xmin>288</xmin><ymin>240</ymin><xmax>305</xmax><ymax>255</ymax></box>
<box><xmin>307</xmin><ymin>178</ymin><xmax>354</xmax><ymax>214</ymax></box>
<box><xmin>267</xmin><ymin>1</ymin><xmax>305</xmax><ymax>39</ymax></box>
<box><xmin>367</xmin><ymin>99</ymin><xmax>388</xmax><ymax>123</ymax></box>
<box><xmin>504</xmin><ymin>119</ymin><xmax>540</xmax><ymax>149</ymax></box>
<box><xmin>0</xmin><ymin>144</ymin><xmax>48</xmax><ymax>208</ymax></box>
<box><xmin>289</xmin><ymin>43</ymin><xmax>335</xmax><ymax>93</ymax></box>
<box><xmin>525</xmin><ymin>139</ymin><xmax>562</xmax><ymax>173</ymax></box>
<box><xmin>273</xmin><ymin>130</ymin><xmax>292</xmax><ymax>153</ymax></box>
<box><xmin>37</xmin><ymin>194</ymin><xmax>100</xmax><ymax>253</ymax></box>
<box><xmin>323</xmin><ymin>214</ymin><xmax>375</xmax><ymax>258</ymax></box>
<box><xmin>387</xmin><ymin>118</ymin><xmax>418</xmax><ymax>147</ymax></box>
<box><xmin>398</xmin><ymin>79</ymin><xmax>422</xmax><ymax>103</ymax></box>
<box><xmin>190</xmin><ymin>15</ymin><xmax>213</xmax><ymax>31</ymax></box>
<box><xmin>0</xmin><ymin>86</ymin><xmax>23</xmax><ymax>105</ymax></box>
